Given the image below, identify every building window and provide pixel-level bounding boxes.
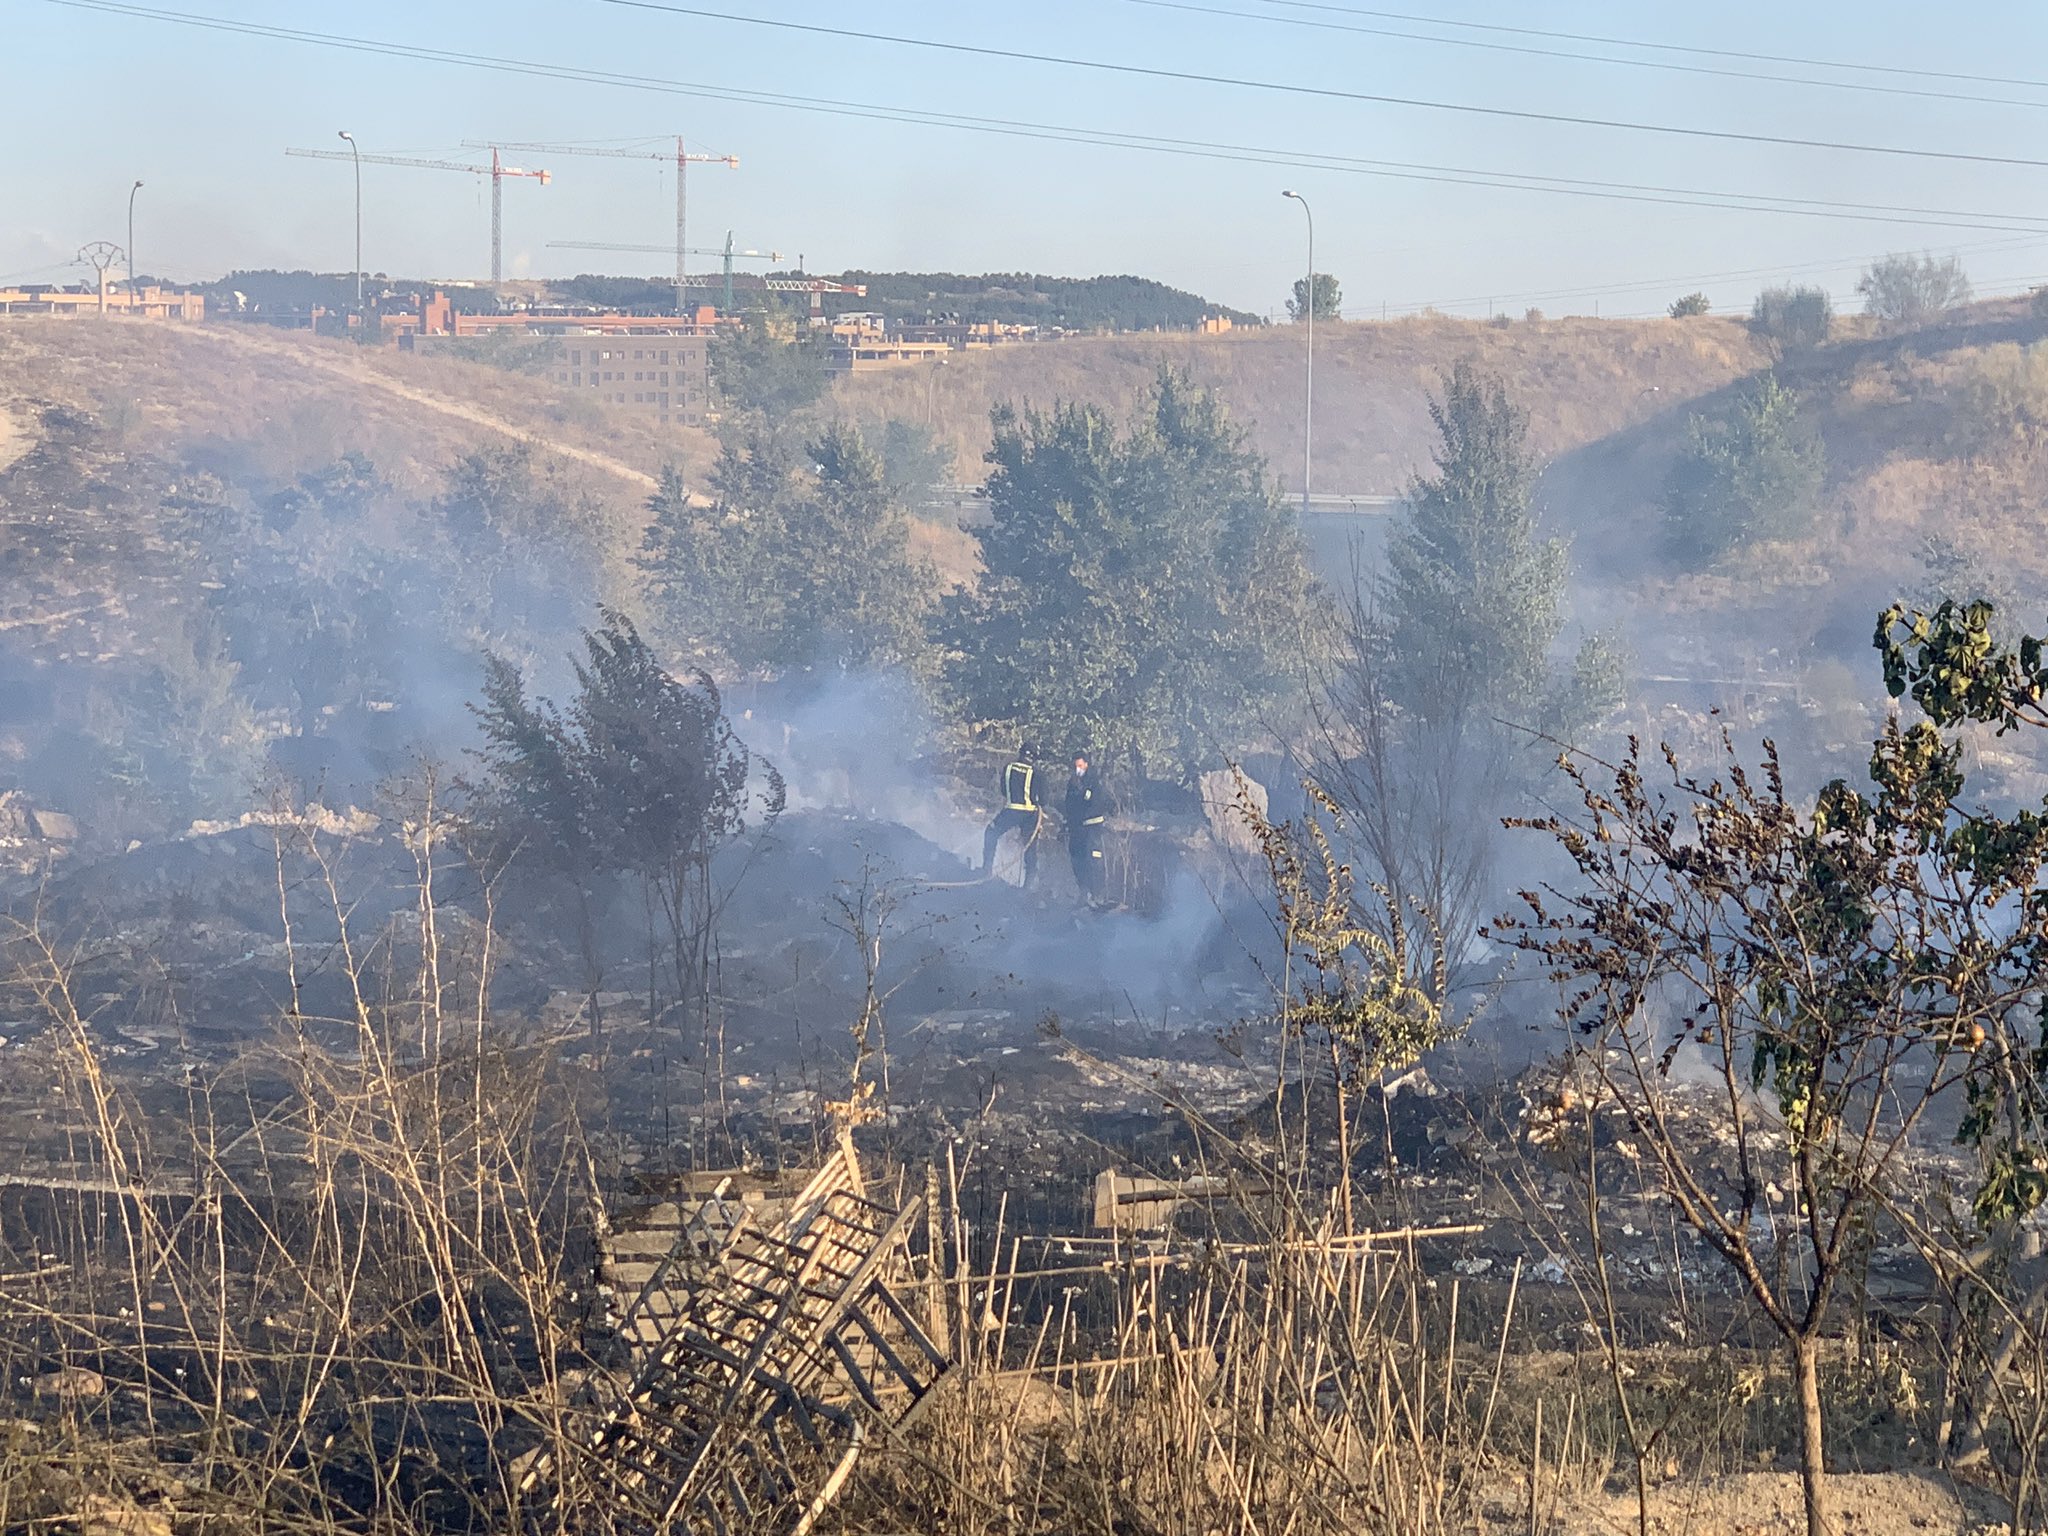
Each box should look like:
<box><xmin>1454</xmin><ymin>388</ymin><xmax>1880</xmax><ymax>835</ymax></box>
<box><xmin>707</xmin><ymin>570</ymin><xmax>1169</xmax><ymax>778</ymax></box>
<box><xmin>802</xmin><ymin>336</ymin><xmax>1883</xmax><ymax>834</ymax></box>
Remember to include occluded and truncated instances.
<box><xmin>659</xmin><ymin>371</ymin><xmax>669</xmax><ymax>386</ymax></box>
<box><xmin>570</xmin><ymin>349</ymin><xmax>582</xmax><ymax>364</ymax></box>
<box><xmin>659</xmin><ymin>350</ymin><xmax>669</xmax><ymax>365</ymax></box>
<box><xmin>633</xmin><ymin>348</ymin><xmax>643</xmax><ymax>360</ymax></box>
<box><xmin>572</xmin><ymin>372</ymin><xmax>582</xmax><ymax>386</ymax></box>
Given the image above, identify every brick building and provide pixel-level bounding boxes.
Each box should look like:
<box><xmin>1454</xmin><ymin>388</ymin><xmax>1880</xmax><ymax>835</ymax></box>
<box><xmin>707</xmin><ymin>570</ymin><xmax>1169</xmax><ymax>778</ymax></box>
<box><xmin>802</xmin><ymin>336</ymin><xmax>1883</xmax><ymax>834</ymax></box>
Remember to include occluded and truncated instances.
<box><xmin>387</xmin><ymin>293</ymin><xmax>720</xmax><ymax>431</ymax></box>
<box><xmin>554</xmin><ymin>335</ymin><xmax>713</xmax><ymax>430</ymax></box>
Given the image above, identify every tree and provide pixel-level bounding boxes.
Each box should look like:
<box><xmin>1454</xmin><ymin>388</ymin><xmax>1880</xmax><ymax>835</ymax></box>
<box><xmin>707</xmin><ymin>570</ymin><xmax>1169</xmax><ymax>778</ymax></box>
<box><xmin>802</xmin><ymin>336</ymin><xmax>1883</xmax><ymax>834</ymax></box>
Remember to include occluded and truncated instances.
<box><xmin>466</xmin><ymin>609</ymin><xmax>783</xmax><ymax>1038</ymax></box>
<box><xmin>941</xmin><ymin>368</ymin><xmax>1318</xmax><ymax>783</ymax></box>
<box><xmin>640</xmin><ymin>423</ymin><xmax>936</xmax><ymax>677</ymax></box>
<box><xmin>1663</xmin><ymin>371</ymin><xmax>1826</xmax><ymax>566</ymax></box>
<box><xmin>709</xmin><ymin>310</ymin><xmax>828</xmax><ymax>417</ymax></box>
<box><xmin>435</xmin><ymin>442</ymin><xmax>606</xmax><ymax>644</ymax></box>
<box><xmin>1312</xmin><ymin>360</ymin><xmax>1613</xmax><ymax>990</ymax></box>
<box><xmin>1380</xmin><ymin>359</ymin><xmax>1567</xmax><ymax>722</ymax></box>
<box><xmin>1750</xmin><ymin>285</ymin><xmax>1832</xmax><ymax>349</ymax></box>
<box><xmin>1499</xmin><ymin>688</ymin><xmax>2048</xmax><ymax>1536</ymax></box>
<box><xmin>1287</xmin><ymin>272</ymin><xmax>1341</xmax><ymax>323</ymax></box>
<box><xmin>1668</xmin><ymin>292</ymin><xmax>1710</xmax><ymax>318</ymax></box>
<box><xmin>1859</xmin><ymin>251</ymin><xmax>1972</xmax><ymax>327</ymax></box>
<box><xmin>875</xmin><ymin>419</ymin><xmax>955</xmax><ymax>506</ymax></box>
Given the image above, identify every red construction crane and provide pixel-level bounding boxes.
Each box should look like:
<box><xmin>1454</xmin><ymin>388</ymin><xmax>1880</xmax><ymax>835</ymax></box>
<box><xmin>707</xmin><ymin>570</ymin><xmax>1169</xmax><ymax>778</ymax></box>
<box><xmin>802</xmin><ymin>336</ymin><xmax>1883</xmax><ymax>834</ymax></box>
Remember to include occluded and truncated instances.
<box><xmin>473</xmin><ymin>137</ymin><xmax>737</xmax><ymax>311</ymax></box>
<box><xmin>286</xmin><ymin>145</ymin><xmax>550</xmax><ymax>283</ymax></box>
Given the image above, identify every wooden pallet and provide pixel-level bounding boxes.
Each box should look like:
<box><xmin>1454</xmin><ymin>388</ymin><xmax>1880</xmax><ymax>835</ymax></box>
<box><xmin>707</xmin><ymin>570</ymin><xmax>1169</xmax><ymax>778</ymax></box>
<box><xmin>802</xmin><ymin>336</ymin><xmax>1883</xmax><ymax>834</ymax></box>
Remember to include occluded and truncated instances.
<box><xmin>524</xmin><ymin>1142</ymin><xmax>950</xmax><ymax>1534</ymax></box>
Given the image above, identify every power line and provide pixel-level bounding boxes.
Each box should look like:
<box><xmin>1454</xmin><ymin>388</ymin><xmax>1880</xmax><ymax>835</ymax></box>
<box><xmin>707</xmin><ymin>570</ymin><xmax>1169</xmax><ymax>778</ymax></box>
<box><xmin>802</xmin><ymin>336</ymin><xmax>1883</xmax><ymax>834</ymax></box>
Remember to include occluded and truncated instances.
<box><xmin>45</xmin><ymin>0</ymin><xmax>2048</xmax><ymax>241</ymax></box>
<box><xmin>601</xmin><ymin>0</ymin><xmax>2048</xmax><ymax>171</ymax></box>
<box><xmin>1121</xmin><ymin>0</ymin><xmax>2048</xmax><ymax>111</ymax></box>
<box><xmin>1260</xmin><ymin>0</ymin><xmax>2048</xmax><ymax>95</ymax></box>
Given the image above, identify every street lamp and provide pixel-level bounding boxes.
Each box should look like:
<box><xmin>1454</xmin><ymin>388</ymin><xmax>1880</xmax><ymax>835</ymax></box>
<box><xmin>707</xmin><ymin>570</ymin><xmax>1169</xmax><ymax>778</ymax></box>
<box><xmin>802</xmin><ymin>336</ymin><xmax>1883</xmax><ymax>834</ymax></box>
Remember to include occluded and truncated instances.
<box><xmin>1282</xmin><ymin>189</ymin><xmax>1314</xmax><ymax>516</ymax></box>
<box><xmin>925</xmin><ymin>356</ymin><xmax>947</xmax><ymax>429</ymax></box>
<box><xmin>337</xmin><ymin>129</ymin><xmax>362</xmax><ymax>322</ymax></box>
<box><xmin>126</xmin><ymin>181</ymin><xmax>143</xmax><ymax>299</ymax></box>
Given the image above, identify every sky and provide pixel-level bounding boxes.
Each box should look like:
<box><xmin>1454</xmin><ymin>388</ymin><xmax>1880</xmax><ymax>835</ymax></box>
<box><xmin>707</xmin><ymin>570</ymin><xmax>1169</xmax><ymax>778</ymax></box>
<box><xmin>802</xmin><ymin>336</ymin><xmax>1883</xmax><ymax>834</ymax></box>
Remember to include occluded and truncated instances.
<box><xmin>6</xmin><ymin>1</ymin><xmax>2048</xmax><ymax>320</ymax></box>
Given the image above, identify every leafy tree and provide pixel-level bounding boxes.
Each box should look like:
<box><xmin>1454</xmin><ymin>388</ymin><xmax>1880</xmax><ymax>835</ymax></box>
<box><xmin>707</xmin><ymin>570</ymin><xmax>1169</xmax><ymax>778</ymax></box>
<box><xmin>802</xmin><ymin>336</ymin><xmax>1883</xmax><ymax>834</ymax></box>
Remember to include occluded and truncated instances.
<box><xmin>941</xmin><ymin>368</ymin><xmax>1317</xmax><ymax>782</ymax></box>
<box><xmin>875</xmin><ymin>419</ymin><xmax>955</xmax><ymax>506</ymax></box>
<box><xmin>1313</xmin><ymin>361</ymin><xmax>1614</xmax><ymax>991</ymax></box>
<box><xmin>435</xmin><ymin>441</ymin><xmax>606</xmax><ymax>643</ymax></box>
<box><xmin>641</xmin><ymin>424</ymin><xmax>935</xmax><ymax>676</ymax></box>
<box><xmin>1750</xmin><ymin>284</ymin><xmax>1832</xmax><ymax>349</ymax></box>
<box><xmin>1502</xmin><ymin>603</ymin><xmax>2048</xmax><ymax>1536</ymax></box>
<box><xmin>1859</xmin><ymin>251</ymin><xmax>1972</xmax><ymax>327</ymax></box>
<box><xmin>1379</xmin><ymin>359</ymin><xmax>1568</xmax><ymax>722</ymax></box>
<box><xmin>1663</xmin><ymin>371</ymin><xmax>1826</xmax><ymax>566</ymax></box>
<box><xmin>1287</xmin><ymin>273</ymin><xmax>1341</xmax><ymax>323</ymax></box>
<box><xmin>466</xmin><ymin>609</ymin><xmax>782</xmax><ymax>1037</ymax></box>
<box><xmin>1668</xmin><ymin>291</ymin><xmax>1710</xmax><ymax>318</ymax></box>
<box><xmin>709</xmin><ymin>311</ymin><xmax>829</xmax><ymax>417</ymax></box>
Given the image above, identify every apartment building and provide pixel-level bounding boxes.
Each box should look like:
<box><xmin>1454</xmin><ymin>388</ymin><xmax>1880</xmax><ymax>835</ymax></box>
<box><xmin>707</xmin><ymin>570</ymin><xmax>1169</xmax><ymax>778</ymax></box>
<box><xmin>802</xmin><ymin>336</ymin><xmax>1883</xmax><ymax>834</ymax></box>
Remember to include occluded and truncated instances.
<box><xmin>554</xmin><ymin>335</ymin><xmax>713</xmax><ymax>430</ymax></box>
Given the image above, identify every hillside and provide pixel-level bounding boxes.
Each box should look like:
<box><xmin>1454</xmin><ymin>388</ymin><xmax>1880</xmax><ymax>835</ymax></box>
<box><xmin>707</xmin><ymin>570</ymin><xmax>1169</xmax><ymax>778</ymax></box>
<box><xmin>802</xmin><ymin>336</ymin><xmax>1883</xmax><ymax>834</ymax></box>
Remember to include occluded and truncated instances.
<box><xmin>835</xmin><ymin>312</ymin><xmax>1773</xmax><ymax>496</ymax></box>
<box><xmin>0</xmin><ymin>318</ymin><xmax>704</xmax><ymax>498</ymax></box>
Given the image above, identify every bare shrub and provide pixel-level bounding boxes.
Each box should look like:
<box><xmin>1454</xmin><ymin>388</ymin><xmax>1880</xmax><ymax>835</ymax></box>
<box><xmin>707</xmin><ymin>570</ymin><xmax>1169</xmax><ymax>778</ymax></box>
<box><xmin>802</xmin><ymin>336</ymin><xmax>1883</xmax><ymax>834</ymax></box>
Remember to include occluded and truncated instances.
<box><xmin>1859</xmin><ymin>252</ymin><xmax>1973</xmax><ymax>328</ymax></box>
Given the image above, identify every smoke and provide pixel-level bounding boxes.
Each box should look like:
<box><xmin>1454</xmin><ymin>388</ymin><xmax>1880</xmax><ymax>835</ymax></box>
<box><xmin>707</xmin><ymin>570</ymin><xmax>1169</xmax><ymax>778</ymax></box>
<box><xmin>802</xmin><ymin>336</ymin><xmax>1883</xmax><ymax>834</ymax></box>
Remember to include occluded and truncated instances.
<box><xmin>726</xmin><ymin>669</ymin><xmax>1275</xmax><ymax>1028</ymax></box>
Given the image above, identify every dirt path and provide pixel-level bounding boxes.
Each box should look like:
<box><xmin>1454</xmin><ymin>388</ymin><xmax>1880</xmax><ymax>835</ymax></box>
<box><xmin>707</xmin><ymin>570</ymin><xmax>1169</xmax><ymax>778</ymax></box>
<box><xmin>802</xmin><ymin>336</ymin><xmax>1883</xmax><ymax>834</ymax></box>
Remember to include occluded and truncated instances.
<box><xmin>185</xmin><ymin>325</ymin><xmax>659</xmax><ymax>492</ymax></box>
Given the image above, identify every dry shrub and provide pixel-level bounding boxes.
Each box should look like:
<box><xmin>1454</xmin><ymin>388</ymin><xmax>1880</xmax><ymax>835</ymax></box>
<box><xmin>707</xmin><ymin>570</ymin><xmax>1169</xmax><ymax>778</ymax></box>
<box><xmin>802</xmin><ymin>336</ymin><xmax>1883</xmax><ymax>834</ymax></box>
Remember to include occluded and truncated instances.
<box><xmin>1955</xmin><ymin>342</ymin><xmax>2048</xmax><ymax>456</ymax></box>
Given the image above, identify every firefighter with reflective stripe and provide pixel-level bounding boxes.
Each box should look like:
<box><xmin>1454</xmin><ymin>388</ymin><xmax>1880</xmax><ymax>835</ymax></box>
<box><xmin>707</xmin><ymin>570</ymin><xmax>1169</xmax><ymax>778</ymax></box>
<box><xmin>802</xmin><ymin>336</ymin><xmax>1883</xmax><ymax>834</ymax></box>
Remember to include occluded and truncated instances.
<box><xmin>1065</xmin><ymin>753</ymin><xmax>1108</xmax><ymax>906</ymax></box>
<box><xmin>981</xmin><ymin>749</ymin><xmax>1042</xmax><ymax>882</ymax></box>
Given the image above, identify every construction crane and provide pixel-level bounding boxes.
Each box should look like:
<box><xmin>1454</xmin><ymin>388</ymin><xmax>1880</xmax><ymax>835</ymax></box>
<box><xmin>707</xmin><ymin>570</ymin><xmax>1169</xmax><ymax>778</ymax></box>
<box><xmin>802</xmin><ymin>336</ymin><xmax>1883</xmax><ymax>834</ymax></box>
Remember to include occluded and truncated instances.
<box><xmin>471</xmin><ymin>138</ymin><xmax>736</xmax><ymax>312</ymax></box>
<box><xmin>549</xmin><ymin>232</ymin><xmax>780</xmax><ymax>312</ymax></box>
<box><xmin>286</xmin><ymin>146</ymin><xmax>550</xmax><ymax>284</ymax></box>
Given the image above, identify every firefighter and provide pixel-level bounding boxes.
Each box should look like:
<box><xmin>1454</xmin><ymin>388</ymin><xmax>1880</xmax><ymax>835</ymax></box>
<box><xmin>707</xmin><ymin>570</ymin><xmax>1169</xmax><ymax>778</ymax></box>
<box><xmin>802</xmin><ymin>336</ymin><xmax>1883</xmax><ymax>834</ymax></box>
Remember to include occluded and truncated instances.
<box><xmin>1065</xmin><ymin>753</ymin><xmax>1108</xmax><ymax>906</ymax></box>
<box><xmin>981</xmin><ymin>748</ymin><xmax>1042</xmax><ymax>883</ymax></box>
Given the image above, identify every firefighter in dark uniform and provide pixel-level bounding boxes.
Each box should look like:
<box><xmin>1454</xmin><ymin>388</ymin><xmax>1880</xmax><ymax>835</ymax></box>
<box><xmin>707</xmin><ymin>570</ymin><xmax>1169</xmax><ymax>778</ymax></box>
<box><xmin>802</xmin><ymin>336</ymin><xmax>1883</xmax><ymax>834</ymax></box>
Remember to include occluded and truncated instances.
<box><xmin>1065</xmin><ymin>753</ymin><xmax>1108</xmax><ymax>906</ymax></box>
<box><xmin>981</xmin><ymin>750</ymin><xmax>1043</xmax><ymax>883</ymax></box>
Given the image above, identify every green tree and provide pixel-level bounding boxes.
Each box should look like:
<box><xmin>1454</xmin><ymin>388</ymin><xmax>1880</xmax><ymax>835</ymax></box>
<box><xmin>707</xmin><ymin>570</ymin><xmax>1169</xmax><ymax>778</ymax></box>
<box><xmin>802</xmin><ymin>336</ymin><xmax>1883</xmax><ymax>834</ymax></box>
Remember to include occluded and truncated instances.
<box><xmin>1668</xmin><ymin>291</ymin><xmax>1710</xmax><ymax>318</ymax></box>
<box><xmin>710</xmin><ymin>311</ymin><xmax>828</xmax><ymax>417</ymax></box>
<box><xmin>1750</xmin><ymin>284</ymin><xmax>1832</xmax><ymax>349</ymax></box>
<box><xmin>942</xmin><ymin>368</ymin><xmax>1317</xmax><ymax>782</ymax></box>
<box><xmin>1313</xmin><ymin>361</ymin><xmax>1613</xmax><ymax>993</ymax></box>
<box><xmin>1663</xmin><ymin>371</ymin><xmax>1827</xmax><ymax>566</ymax></box>
<box><xmin>875</xmin><ymin>419</ymin><xmax>955</xmax><ymax>506</ymax></box>
<box><xmin>466</xmin><ymin>609</ymin><xmax>783</xmax><ymax>1037</ymax></box>
<box><xmin>1379</xmin><ymin>359</ymin><xmax>1568</xmax><ymax>723</ymax></box>
<box><xmin>1859</xmin><ymin>250</ymin><xmax>1972</xmax><ymax>327</ymax></box>
<box><xmin>435</xmin><ymin>441</ymin><xmax>606</xmax><ymax>642</ymax></box>
<box><xmin>1287</xmin><ymin>272</ymin><xmax>1341</xmax><ymax>323</ymax></box>
<box><xmin>1500</xmin><ymin>601</ymin><xmax>2048</xmax><ymax>1536</ymax></box>
<box><xmin>641</xmin><ymin>423</ymin><xmax>935</xmax><ymax>676</ymax></box>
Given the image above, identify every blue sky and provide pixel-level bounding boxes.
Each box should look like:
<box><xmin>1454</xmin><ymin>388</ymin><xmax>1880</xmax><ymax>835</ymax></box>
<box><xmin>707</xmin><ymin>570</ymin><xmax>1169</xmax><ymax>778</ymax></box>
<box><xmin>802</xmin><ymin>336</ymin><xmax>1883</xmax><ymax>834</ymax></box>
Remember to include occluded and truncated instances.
<box><xmin>5</xmin><ymin>1</ymin><xmax>2048</xmax><ymax>319</ymax></box>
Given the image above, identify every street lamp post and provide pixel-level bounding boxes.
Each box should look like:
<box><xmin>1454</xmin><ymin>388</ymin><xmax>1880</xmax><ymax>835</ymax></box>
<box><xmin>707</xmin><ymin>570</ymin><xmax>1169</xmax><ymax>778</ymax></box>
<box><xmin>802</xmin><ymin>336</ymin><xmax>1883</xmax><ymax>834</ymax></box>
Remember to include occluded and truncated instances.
<box><xmin>337</xmin><ymin>130</ymin><xmax>362</xmax><ymax>323</ymax></box>
<box><xmin>925</xmin><ymin>356</ymin><xmax>947</xmax><ymax>429</ymax></box>
<box><xmin>126</xmin><ymin>181</ymin><xmax>143</xmax><ymax>299</ymax></box>
<box><xmin>1282</xmin><ymin>190</ymin><xmax>1315</xmax><ymax>516</ymax></box>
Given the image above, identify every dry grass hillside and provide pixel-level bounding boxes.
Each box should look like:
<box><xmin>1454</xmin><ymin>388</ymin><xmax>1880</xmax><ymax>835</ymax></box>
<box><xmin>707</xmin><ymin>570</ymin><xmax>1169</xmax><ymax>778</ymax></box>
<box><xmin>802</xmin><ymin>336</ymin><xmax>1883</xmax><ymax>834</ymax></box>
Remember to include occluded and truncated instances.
<box><xmin>0</xmin><ymin>318</ymin><xmax>708</xmax><ymax>503</ymax></box>
<box><xmin>835</xmin><ymin>312</ymin><xmax>1772</xmax><ymax>494</ymax></box>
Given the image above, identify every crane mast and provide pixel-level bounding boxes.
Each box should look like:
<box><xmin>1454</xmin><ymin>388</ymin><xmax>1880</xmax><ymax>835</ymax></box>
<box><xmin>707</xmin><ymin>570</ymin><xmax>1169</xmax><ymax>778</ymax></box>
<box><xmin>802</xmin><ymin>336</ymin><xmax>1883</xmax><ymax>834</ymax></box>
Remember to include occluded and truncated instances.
<box><xmin>286</xmin><ymin>145</ymin><xmax>549</xmax><ymax>283</ymax></box>
<box><xmin>474</xmin><ymin>136</ymin><xmax>737</xmax><ymax>311</ymax></box>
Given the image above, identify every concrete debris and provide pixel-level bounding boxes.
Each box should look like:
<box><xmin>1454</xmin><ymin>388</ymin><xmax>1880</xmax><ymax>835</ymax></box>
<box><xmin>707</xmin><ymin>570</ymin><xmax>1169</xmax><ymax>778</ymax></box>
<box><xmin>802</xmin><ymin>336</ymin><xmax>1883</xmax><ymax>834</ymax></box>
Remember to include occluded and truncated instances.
<box><xmin>184</xmin><ymin>802</ymin><xmax>379</xmax><ymax>841</ymax></box>
<box><xmin>1198</xmin><ymin>768</ymin><xmax>1267</xmax><ymax>856</ymax></box>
